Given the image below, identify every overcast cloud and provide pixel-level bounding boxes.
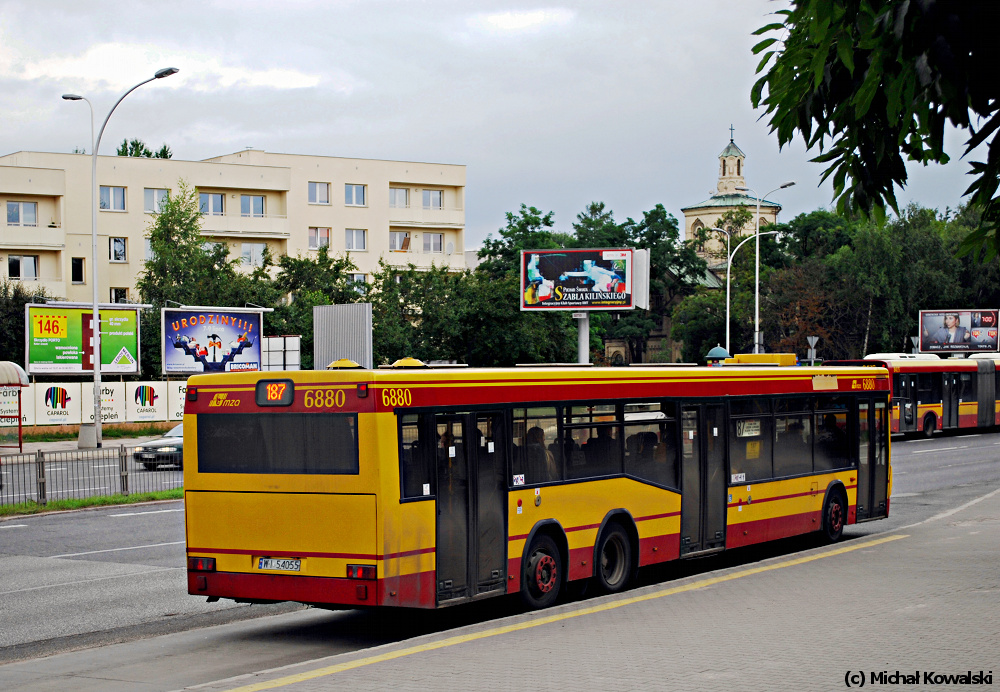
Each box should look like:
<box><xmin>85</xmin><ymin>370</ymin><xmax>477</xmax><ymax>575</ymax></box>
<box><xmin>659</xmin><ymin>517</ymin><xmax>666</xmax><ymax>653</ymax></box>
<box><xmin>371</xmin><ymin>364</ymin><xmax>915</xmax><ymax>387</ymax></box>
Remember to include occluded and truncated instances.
<box><xmin>0</xmin><ymin>0</ymin><xmax>979</xmax><ymax>247</ymax></box>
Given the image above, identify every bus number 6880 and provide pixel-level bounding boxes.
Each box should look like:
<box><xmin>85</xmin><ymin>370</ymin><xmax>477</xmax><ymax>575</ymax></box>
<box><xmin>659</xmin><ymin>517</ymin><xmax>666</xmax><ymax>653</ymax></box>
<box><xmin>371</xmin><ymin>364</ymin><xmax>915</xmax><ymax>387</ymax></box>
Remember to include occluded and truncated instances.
<box><xmin>381</xmin><ymin>388</ymin><xmax>412</xmax><ymax>407</ymax></box>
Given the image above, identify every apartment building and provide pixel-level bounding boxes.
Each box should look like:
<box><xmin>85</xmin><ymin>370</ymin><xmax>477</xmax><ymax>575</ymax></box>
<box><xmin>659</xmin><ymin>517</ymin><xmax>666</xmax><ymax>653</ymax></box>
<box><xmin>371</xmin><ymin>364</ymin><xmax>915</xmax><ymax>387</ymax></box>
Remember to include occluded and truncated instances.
<box><xmin>0</xmin><ymin>149</ymin><xmax>466</xmax><ymax>302</ymax></box>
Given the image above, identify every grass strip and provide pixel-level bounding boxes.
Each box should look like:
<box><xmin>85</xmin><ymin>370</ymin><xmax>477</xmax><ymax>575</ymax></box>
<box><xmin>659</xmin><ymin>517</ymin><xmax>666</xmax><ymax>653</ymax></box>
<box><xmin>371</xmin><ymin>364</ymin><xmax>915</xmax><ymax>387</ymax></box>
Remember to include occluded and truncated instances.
<box><xmin>22</xmin><ymin>423</ymin><xmax>175</xmax><ymax>443</ymax></box>
<box><xmin>0</xmin><ymin>489</ymin><xmax>183</xmax><ymax>517</ymax></box>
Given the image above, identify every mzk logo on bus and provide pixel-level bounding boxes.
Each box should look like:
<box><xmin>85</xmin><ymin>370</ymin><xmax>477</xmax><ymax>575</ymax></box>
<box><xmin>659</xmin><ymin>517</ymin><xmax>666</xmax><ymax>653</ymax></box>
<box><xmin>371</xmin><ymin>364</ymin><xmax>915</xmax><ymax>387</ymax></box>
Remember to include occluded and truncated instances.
<box><xmin>161</xmin><ymin>308</ymin><xmax>263</xmax><ymax>374</ymax></box>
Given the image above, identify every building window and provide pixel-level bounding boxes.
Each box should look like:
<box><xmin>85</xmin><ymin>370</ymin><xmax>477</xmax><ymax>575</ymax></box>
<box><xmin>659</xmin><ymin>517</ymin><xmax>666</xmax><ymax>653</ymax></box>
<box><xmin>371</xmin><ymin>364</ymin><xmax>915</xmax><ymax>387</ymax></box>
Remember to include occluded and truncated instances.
<box><xmin>71</xmin><ymin>257</ymin><xmax>85</xmax><ymax>283</ymax></box>
<box><xmin>389</xmin><ymin>187</ymin><xmax>409</xmax><ymax>208</ymax></box>
<box><xmin>241</xmin><ymin>242</ymin><xmax>266</xmax><ymax>268</ymax></box>
<box><xmin>7</xmin><ymin>254</ymin><xmax>38</xmax><ymax>280</ymax></box>
<box><xmin>100</xmin><ymin>186</ymin><xmax>126</xmax><ymax>211</ymax></box>
<box><xmin>109</xmin><ymin>237</ymin><xmax>127</xmax><ymax>262</ymax></box>
<box><xmin>308</xmin><ymin>182</ymin><xmax>330</xmax><ymax>205</ymax></box>
<box><xmin>422</xmin><ymin>189</ymin><xmax>443</xmax><ymax>210</ymax></box>
<box><xmin>199</xmin><ymin>193</ymin><xmax>224</xmax><ymax>216</ymax></box>
<box><xmin>309</xmin><ymin>227</ymin><xmax>331</xmax><ymax>250</ymax></box>
<box><xmin>345</xmin><ymin>184</ymin><xmax>366</xmax><ymax>206</ymax></box>
<box><xmin>144</xmin><ymin>188</ymin><xmax>169</xmax><ymax>213</ymax></box>
<box><xmin>145</xmin><ymin>239</ymin><xmax>155</xmax><ymax>261</ymax></box>
<box><xmin>241</xmin><ymin>195</ymin><xmax>265</xmax><ymax>218</ymax></box>
<box><xmin>110</xmin><ymin>288</ymin><xmax>129</xmax><ymax>303</ymax></box>
<box><xmin>345</xmin><ymin>229</ymin><xmax>367</xmax><ymax>251</ymax></box>
<box><xmin>7</xmin><ymin>201</ymin><xmax>37</xmax><ymax>226</ymax></box>
<box><xmin>350</xmin><ymin>273</ymin><xmax>367</xmax><ymax>294</ymax></box>
<box><xmin>423</xmin><ymin>232</ymin><xmax>443</xmax><ymax>253</ymax></box>
<box><xmin>390</xmin><ymin>231</ymin><xmax>410</xmax><ymax>252</ymax></box>
<box><xmin>737</xmin><ymin>159</ymin><xmax>741</xmax><ymax>176</ymax></box>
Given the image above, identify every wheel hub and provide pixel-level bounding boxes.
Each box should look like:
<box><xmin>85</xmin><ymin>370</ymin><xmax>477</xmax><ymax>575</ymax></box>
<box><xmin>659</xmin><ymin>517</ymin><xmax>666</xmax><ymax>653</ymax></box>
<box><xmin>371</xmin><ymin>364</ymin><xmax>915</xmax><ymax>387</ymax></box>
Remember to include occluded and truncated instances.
<box><xmin>534</xmin><ymin>554</ymin><xmax>557</xmax><ymax>593</ymax></box>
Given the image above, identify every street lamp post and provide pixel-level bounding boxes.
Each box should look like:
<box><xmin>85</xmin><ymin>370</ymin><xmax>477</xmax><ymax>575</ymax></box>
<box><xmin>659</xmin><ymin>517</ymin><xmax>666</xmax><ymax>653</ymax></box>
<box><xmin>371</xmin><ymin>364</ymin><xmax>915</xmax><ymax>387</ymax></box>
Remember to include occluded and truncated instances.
<box><xmin>735</xmin><ymin>181</ymin><xmax>795</xmax><ymax>353</ymax></box>
<box><xmin>62</xmin><ymin>67</ymin><xmax>178</xmax><ymax>448</ymax></box>
<box><xmin>706</xmin><ymin>227</ymin><xmax>732</xmax><ymax>354</ymax></box>
<box><xmin>727</xmin><ymin>231</ymin><xmax>778</xmax><ymax>354</ymax></box>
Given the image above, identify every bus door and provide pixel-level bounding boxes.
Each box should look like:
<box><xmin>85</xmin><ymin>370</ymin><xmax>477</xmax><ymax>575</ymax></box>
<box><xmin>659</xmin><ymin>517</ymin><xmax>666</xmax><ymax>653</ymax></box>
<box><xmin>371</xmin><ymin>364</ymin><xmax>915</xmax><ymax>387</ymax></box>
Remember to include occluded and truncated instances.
<box><xmin>942</xmin><ymin>372</ymin><xmax>960</xmax><ymax>428</ymax></box>
<box><xmin>679</xmin><ymin>403</ymin><xmax>727</xmax><ymax>556</ymax></box>
<box><xmin>855</xmin><ymin>398</ymin><xmax>889</xmax><ymax>521</ymax></box>
<box><xmin>896</xmin><ymin>373</ymin><xmax>916</xmax><ymax>433</ymax></box>
<box><xmin>977</xmin><ymin>360</ymin><xmax>995</xmax><ymax>428</ymax></box>
<box><xmin>435</xmin><ymin>411</ymin><xmax>507</xmax><ymax>603</ymax></box>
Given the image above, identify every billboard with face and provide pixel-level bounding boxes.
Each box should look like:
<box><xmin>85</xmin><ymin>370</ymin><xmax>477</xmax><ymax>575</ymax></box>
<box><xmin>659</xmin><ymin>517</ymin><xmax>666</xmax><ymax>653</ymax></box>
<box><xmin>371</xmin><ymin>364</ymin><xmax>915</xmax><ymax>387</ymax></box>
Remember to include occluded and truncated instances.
<box><xmin>520</xmin><ymin>249</ymin><xmax>634</xmax><ymax>310</ymax></box>
<box><xmin>919</xmin><ymin>310</ymin><xmax>999</xmax><ymax>353</ymax></box>
<box><xmin>162</xmin><ymin>308</ymin><xmax>263</xmax><ymax>374</ymax></box>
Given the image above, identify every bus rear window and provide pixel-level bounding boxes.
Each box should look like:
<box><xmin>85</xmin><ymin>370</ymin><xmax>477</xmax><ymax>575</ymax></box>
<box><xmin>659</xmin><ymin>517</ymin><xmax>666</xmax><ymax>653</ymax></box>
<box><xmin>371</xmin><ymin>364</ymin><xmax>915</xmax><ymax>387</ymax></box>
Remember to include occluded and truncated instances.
<box><xmin>197</xmin><ymin>413</ymin><xmax>359</xmax><ymax>474</ymax></box>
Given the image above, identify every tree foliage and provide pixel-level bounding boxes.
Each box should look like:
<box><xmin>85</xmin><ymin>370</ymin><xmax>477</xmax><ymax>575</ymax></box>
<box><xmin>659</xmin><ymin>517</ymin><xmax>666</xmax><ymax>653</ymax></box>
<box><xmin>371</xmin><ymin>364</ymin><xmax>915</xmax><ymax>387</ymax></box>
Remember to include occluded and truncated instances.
<box><xmin>752</xmin><ymin>1</ymin><xmax>1000</xmax><ymax>258</ymax></box>
<box><xmin>117</xmin><ymin>138</ymin><xmax>172</xmax><ymax>159</ymax></box>
<box><xmin>0</xmin><ymin>279</ymin><xmax>48</xmax><ymax>364</ymax></box>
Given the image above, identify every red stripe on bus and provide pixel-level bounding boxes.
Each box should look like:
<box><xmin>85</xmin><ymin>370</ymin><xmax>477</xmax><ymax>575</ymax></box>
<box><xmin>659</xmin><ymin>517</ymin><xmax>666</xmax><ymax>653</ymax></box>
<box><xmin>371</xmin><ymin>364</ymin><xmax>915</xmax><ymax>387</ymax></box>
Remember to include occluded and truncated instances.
<box><xmin>187</xmin><ymin>547</ymin><xmax>378</xmax><ymax>560</ymax></box>
<box><xmin>726</xmin><ymin>484</ymin><xmax>857</xmax><ymax>508</ymax></box>
<box><xmin>634</xmin><ymin>511</ymin><xmax>681</xmax><ymax>522</ymax></box>
<box><xmin>508</xmin><ymin>511</ymin><xmax>680</xmax><ymax>543</ymax></box>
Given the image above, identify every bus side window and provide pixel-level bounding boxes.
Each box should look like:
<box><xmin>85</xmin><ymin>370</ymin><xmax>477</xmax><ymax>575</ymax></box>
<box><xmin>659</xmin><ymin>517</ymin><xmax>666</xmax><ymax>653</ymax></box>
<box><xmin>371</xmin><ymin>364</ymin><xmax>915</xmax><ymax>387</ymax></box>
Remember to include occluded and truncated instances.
<box><xmin>814</xmin><ymin>395</ymin><xmax>850</xmax><ymax>471</ymax></box>
<box><xmin>400</xmin><ymin>413</ymin><xmax>434</xmax><ymax>498</ymax></box>
<box><xmin>511</xmin><ymin>408</ymin><xmax>562</xmax><ymax>485</ymax></box>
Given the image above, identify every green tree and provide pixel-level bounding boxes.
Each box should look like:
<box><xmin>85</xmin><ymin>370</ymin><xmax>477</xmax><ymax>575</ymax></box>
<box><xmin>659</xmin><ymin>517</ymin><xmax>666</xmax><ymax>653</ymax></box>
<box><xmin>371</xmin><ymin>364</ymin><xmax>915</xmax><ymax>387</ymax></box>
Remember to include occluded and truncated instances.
<box><xmin>117</xmin><ymin>138</ymin><xmax>172</xmax><ymax>159</ymax></box>
<box><xmin>477</xmin><ymin>204</ymin><xmax>562</xmax><ymax>280</ymax></box>
<box><xmin>752</xmin><ymin>1</ymin><xmax>1000</xmax><ymax>257</ymax></box>
<box><xmin>669</xmin><ymin>290</ymin><xmax>725</xmax><ymax>363</ymax></box>
<box><xmin>136</xmin><ymin>180</ymin><xmax>258</xmax><ymax>376</ymax></box>
<box><xmin>0</xmin><ymin>279</ymin><xmax>48</xmax><ymax>364</ymax></box>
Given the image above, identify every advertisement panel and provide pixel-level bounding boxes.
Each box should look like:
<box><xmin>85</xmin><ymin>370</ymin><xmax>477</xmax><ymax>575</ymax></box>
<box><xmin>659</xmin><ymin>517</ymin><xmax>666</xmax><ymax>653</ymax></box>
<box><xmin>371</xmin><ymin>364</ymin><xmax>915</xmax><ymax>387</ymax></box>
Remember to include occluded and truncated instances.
<box><xmin>35</xmin><ymin>382</ymin><xmax>82</xmax><ymax>425</ymax></box>
<box><xmin>0</xmin><ymin>384</ymin><xmax>29</xmax><ymax>427</ymax></box>
<box><xmin>83</xmin><ymin>382</ymin><xmax>126</xmax><ymax>424</ymax></box>
<box><xmin>162</xmin><ymin>308</ymin><xmax>263</xmax><ymax>374</ymax></box>
<box><xmin>126</xmin><ymin>382</ymin><xmax>168</xmax><ymax>422</ymax></box>
<box><xmin>520</xmin><ymin>249</ymin><xmax>634</xmax><ymax>311</ymax></box>
<box><xmin>167</xmin><ymin>380</ymin><xmax>189</xmax><ymax>421</ymax></box>
<box><xmin>919</xmin><ymin>310</ymin><xmax>999</xmax><ymax>353</ymax></box>
<box><xmin>25</xmin><ymin>303</ymin><xmax>140</xmax><ymax>374</ymax></box>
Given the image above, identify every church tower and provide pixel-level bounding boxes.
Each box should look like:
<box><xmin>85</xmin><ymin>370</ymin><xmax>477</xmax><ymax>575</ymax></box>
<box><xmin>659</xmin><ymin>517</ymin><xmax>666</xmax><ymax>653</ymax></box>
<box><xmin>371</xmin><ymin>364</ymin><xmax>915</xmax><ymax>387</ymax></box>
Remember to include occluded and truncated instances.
<box><xmin>717</xmin><ymin>134</ymin><xmax>746</xmax><ymax>194</ymax></box>
<box><xmin>680</xmin><ymin>127</ymin><xmax>781</xmax><ymax>252</ymax></box>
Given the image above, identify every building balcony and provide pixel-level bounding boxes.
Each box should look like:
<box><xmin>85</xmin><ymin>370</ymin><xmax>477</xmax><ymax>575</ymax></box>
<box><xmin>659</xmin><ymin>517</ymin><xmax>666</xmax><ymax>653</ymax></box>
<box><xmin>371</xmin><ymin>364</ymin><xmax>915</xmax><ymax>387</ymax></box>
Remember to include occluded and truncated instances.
<box><xmin>387</xmin><ymin>206</ymin><xmax>464</xmax><ymax>229</ymax></box>
<box><xmin>2</xmin><ymin>276</ymin><xmax>66</xmax><ymax>298</ymax></box>
<box><xmin>0</xmin><ymin>224</ymin><xmax>65</xmax><ymax>249</ymax></box>
<box><xmin>198</xmin><ymin>212</ymin><xmax>289</xmax><ymax>239</ymax></box>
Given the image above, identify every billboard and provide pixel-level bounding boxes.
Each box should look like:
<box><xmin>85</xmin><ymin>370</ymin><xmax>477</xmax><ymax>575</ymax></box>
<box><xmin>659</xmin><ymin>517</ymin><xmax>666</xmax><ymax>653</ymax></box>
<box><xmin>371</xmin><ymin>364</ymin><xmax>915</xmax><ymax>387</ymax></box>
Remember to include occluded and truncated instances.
<box><xmin>520</xmin><ymin>249</ymin><xmax>634</xmax><ymax>311</ymax></box>
<box><xmin>919</xmin><ymin>310</ymin><xmax>999</xmax><ymax>353</ymax></box>
<box><xmin>25</xmin><ymin>303</ymin><xmax>140</xmax><ymax>375</ymax></box>
<box><xmin>162</xmin><ymin>307</ymin><xmax>263</xmax><ymax>374</ymax></box>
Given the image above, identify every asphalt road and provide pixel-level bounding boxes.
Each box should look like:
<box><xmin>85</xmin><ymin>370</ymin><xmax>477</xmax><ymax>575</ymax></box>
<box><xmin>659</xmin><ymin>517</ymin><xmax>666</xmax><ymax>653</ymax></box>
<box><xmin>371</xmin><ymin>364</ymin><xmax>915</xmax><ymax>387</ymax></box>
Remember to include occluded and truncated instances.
<box><xmin>0</xmin><ymin>429</ymin><xmax>997</xmax><ymax>691</ymax></box>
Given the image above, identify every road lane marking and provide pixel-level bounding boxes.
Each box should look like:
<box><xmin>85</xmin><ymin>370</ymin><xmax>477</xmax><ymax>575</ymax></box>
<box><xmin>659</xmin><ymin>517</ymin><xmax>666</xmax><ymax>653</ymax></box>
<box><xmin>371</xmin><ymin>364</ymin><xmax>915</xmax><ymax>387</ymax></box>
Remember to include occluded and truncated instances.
<box><xmin>93</xmin><ymin>464</ymin><xmax>117</xmax><ymax>468</ymax></box>
<box><xmin>911</xmin><ymin>446</ymin><xmax>966</xmax><ymax>454</ymax></box>
<box><xmin>0</xmin><ymin>567</ymin><xmax>180</xmax><ymax>595</ymax></box>
<box><xmin>49</xmin><ymin>541</ymin><xmax>185</xmax><ymax>558</ymax></box>
<box><xmin>940</xmin><ymin>460</ymin><xmax>999</xmax><ymax>469</ymax></box>
<box><xmin>0</xmin><ymin>524</ymin><xmax>28</xmax><ymax>529</ymax></box>
<box><xmin>109</xmin><ymin>509</ymin><xmax>184</xmax><ymax>517</ymax></box>
<box><xmin>899</xmin><ymin>486</ymin><xmax>1000</xmax><ymax>529</ymax></box>
<box><xmin>219</xmin><ymin>534</ymin><xmax>909</xmax><ymax>692</ymax></box>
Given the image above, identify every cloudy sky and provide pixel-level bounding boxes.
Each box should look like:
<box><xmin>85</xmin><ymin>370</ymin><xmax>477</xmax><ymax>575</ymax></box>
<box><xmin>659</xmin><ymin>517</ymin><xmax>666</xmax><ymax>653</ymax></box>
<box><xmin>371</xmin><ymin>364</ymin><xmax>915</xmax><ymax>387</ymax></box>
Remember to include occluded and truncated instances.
<box><xmin>0</xmin><ymin>0</ymin><xmax>978</xmax><ymax>247</ymax></box>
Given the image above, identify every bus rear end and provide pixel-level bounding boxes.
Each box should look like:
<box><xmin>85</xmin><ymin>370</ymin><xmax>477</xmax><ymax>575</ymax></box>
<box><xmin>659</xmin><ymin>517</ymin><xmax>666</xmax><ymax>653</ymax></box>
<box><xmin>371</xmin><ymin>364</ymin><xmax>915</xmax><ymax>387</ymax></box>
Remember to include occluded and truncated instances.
<box><xmin>184</xmin><ymin>372</ymin><xmax>380</xmax><ymax>608</ymax></box>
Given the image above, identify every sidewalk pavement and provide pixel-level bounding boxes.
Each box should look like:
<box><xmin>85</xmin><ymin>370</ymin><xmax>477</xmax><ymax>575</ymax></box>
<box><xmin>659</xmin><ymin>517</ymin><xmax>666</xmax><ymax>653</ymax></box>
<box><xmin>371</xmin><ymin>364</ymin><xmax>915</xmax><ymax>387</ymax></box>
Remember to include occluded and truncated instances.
<box><xmin>192</xmin><ymin>487</ymin><xmax>1000</xmax><ymax>692</ymax></box>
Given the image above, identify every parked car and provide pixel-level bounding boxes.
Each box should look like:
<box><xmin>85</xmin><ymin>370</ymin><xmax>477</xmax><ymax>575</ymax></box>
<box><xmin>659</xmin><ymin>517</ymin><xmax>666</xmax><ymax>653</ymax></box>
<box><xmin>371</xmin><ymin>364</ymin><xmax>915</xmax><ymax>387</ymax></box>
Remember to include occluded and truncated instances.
<box><xmin>133</xmin><ymin>424</ymin><xmax>184</xmax><ymax>470</ymax></box>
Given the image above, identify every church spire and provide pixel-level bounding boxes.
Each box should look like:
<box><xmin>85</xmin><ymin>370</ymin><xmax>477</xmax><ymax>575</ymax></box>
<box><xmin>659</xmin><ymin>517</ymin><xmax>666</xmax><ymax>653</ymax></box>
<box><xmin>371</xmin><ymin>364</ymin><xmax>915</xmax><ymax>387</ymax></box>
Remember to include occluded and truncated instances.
<box><xmin>718</xmin><ymin>129</ymin><xmax>746</xmax><ymax>194</ymax></box>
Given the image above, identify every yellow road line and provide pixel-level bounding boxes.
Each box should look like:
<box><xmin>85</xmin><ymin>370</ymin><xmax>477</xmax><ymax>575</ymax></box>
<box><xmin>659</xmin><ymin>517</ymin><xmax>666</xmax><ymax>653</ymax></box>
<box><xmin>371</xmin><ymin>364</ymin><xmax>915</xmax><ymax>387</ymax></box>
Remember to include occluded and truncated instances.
<box><xmin>223</xmin><ymin>533</ymin><xmax>907</xmax><ymax>691</ymax></box>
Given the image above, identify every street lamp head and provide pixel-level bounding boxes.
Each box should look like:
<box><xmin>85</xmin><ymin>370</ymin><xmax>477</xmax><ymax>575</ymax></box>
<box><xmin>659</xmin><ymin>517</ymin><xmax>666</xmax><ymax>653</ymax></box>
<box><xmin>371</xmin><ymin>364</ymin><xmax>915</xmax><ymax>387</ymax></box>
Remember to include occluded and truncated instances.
<box><xmin>779</xmin><ymin>181</ymin><xmax>796</xmax><ymax>189</ymax></box>
<box><xmin>154</xmin><ymin>67</ymin><xmax>180</xmax><ymax>79</ymax></box>
<box><xmin>62</xmin><ymin>94</ymin><xmax>84</xmax><ymax>100</ymax></box>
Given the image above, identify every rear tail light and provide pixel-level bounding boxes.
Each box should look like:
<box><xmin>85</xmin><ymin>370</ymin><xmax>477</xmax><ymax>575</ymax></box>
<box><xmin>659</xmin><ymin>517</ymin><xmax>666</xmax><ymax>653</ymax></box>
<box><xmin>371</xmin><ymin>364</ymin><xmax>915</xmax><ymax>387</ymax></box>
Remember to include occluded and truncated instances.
<box><xmin>188</xmin><ymin>557</ymin><xmax>216</xmax><ymax>572</ymax></box>
<box><xmin>346</xmin><ymin>564</ymin><xmax>376</xmax><ymax>580</ymax></box>
<box><xmin>186</xmin><ymin>387</ymin><xmax>198</xmax><ymax>402</ymax></box>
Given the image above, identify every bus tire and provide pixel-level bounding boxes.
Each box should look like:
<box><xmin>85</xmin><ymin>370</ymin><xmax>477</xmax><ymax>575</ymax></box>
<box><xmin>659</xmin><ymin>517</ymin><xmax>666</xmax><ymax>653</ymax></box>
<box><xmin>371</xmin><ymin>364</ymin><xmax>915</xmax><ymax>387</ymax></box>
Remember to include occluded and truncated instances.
<box><xmin>823</xmin><ymin>490</ymin><xmax>847</xmax><ymax>543</ymax></box>
<box><xmin>520</xmin><ymin>533</ymin><xmax>562</xmax><ymax>609</ymax></box>
<box><xmin>595</xmin><ymin>523</ymin><xmax>632</xmax><ymax>594</ymax></box>
<box><xmin>922</xmin><ymin>414</ymin><xmax>936</xmax><ymax>438</ymax></box>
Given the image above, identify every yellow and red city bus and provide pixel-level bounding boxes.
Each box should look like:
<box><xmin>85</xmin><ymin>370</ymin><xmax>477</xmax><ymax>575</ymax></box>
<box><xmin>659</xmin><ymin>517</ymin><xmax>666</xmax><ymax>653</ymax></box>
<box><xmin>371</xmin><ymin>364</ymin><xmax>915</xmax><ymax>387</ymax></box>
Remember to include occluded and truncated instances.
<box><xmin>184</xmin><ymin>356</ymin><xmax>891</xmax><ymax>610</ymax></box>
<box><xmin>825</xmin><ymin>354</ymin><xmax>1000</xmax><ymax>436</ymax></box>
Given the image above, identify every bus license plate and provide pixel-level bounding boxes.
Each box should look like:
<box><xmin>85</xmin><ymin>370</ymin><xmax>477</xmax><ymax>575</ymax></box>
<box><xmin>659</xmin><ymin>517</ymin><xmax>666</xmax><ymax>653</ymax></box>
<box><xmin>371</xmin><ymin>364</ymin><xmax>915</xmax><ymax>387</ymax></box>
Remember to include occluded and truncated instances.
<box><xmin>258</xmin><ymin>558</ymin><xmax>301</xmax><ymax>572</ymax></box>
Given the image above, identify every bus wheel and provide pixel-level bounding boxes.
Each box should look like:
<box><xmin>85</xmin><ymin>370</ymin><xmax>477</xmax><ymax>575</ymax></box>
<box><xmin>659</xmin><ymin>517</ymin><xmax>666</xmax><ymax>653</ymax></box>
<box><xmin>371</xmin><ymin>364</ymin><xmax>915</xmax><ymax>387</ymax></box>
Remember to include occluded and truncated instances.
<box><xmin>596</xmin><ymin>524</ymin><xmax>632</xmax><ymax>594</ymax></box>
<box><xmin>823</xmin><ymin>491</ymin><xmax>846</xmax><ymax>543</ymax></box>
<box><xmin>922</xmin><ymin>414</ymin><xmax>936</xmax><ymax>438</ymax></box>
<box><xmin>521</xmin><ymin>534</ymin><xmax>561</xmax><ymax>609</ymax></box>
